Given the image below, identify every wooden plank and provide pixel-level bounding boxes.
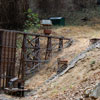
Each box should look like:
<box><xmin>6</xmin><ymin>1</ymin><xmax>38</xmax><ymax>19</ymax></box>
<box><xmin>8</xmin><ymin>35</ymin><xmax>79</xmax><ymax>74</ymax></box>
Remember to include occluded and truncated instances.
<box><xmin>45</xmin><ymin>37</ymin><xmax>52</xmax><ymax>60</ymax></box>
<box><xmin>13</xmin><ymin>32</ymin><xmax>17</xmax><ymax>77</ymax></box>
<box><xmin>33</xmin><ymin>36</ymin><xmax>40</xmax><ymax>65</ymax></box>
<box><xmin>0</xmin><ymin>30</ymin><xmax>3</xmax><ymax>89</ymax></box>
<box><xmin>5</xmin><ymin>88</ymin><xmax>29</xmax><ymax>92</ymax></box>
<box><xmin>11</xmin><ymin>32</ymin><xmax>15</xmax><ymax>78</ymax></box>
<box><xmin>21</xmin><ymin>34</ymin><xmax>27</xmax><ymax>80</ymax></box>
<box><xmin>0</xmin><ymin>29</ymin><xmax>71</xmax><ymax>40</ymax></box>
<box><xmin>3</xmin><ymin>31</ymin><xmax>7</xmax><ymax>88</ymax></box>
<box><xmin>58</xmin><ymin>38</ymin><xmax>63</xmax><ymax>51</ymax></box>
<box><xmin>6</xmin><ymin>32</ymin><xmax>11</xmax><ymax>87</ymax></box>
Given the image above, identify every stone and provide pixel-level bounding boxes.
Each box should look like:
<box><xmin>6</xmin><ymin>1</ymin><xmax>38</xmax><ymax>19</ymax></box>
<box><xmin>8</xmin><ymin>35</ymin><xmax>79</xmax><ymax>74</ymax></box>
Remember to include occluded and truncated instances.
<box><xmin>76</xmin><ymin>96</ymin><xmax>83</xmax><ymax>100</ymax></box>
<box><xmin>89</xmin><ymin>83</ymin><xmax>100</xmax><ymax>99</ymax></box>
<box><xmin>84</xmin><ymin>89</ymin><xmax>91</xmax><ymax>98</ymax></box>
<box><xmin>0</xmin><ymin>95</ymin><xmax>15</xmax><ymax>100</ymax></box>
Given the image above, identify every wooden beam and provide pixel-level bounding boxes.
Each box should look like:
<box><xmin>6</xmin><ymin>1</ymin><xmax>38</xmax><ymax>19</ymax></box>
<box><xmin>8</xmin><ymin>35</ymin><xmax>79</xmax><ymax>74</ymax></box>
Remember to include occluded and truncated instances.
<box><xmin>33</xmin><ymin>36</ymin><xmax>40</xmax><ymax>65</ymax></box>
<box><xmin>0</xmin><ymin>29</ymin><xmax>71</xmax><ymax>40</ymax></box>
<box><xmin>58</xmin><ymin>38</ymin><xmax>63</xmax><ymax>51</ymax></box>
<box><xmin>0</xmin><ymin>30</ymin><xmax>3</xmax><ymax>89</ymax></box>
<box><xmin>45</xmin><ymin>37</ymin><xmax>52</xmax><ymax>60</ymax></box>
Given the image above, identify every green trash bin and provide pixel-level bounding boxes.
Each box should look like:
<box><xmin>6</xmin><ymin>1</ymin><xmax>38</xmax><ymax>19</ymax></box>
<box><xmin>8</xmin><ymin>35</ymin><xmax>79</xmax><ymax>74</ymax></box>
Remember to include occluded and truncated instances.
<box><xmin>49</xmin><ymin>17</ymin><xmax>65</xmax><ymax>26</ymax></box>
<box><xmin>97</xmin><ymin>0</ymin><xmax>100</xmax><ymax>4</ymax></box>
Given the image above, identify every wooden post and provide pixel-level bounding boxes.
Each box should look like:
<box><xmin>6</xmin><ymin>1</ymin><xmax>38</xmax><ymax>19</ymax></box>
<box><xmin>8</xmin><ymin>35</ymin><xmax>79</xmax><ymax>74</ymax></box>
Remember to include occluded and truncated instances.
<box><xmin>5</xmin><ymin>32</ymin><xmax>9</xmax><ymax>88</ymax></box>
<box><xmin>12</xmin><ymin>32</ymin><xmax>17</xmax><ymax>77</ymax></box>
<box><xmin>18</xmin><ymin>35</ymin><xmax>26</xmax><ymax>79</ymax></box>
<box><xmin>57</xmin><ymin>58</ymin><xmax>68</xmax><ymax>74</ymax></box>
<box><xmin>58</xmin><ymin>38</ymin><xmax>63</xmax><ymax>51</ymax></box>
<box><xmin>0</xmin><ymin>30</ymin><xmax>3</xmax><ymax>89</ymax></box>
<box><xmin>21</xmin><ymin>34</ymin><xmax>27</xmax><ymax>81</ymax></box>
<box><xmin>20</xmin><ymin>34</ymin><xmax>28</xmax><ymax>96</ymax></box>
<box><xmin>45</xmin><ymin>37</ymin><xmax>52</xmax><ymax>60</ymax></box>
<box><xmin>33</xmin><ymin>36</ymin><xmax>40</xmax><ymax>65</ymax></box>
<box><xmin>2</xmin><ymin>31</ymin><xmax>8</xmax><ymax>88</ymax></box>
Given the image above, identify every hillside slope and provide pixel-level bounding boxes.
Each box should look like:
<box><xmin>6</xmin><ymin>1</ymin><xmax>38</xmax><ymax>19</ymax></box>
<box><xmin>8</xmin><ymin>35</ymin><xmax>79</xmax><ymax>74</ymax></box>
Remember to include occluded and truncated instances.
<box><xmin>1</xmin><ymin>17</ymin><xmax>100</xmax><ymax>100</ymax></box>
<box><xmin>20</xmin><ymin>24</ymin><xmax>100</xmax><ymax>100</ymax></box>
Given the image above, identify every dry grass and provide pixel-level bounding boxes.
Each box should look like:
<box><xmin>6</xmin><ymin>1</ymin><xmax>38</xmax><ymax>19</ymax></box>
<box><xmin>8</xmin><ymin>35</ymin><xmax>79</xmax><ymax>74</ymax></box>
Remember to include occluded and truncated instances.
<box><xmin>26</xmin><ymin>21</ymin><xmax>100</xmax><ymax>98</ymax></box>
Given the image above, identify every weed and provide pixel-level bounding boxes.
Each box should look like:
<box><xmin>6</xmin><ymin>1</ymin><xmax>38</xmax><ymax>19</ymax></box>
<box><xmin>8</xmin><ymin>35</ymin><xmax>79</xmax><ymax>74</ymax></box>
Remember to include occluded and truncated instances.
<box><xmin>51</xmin><ymin>89</ymin><xmax>58</xmax><ymax>94</ymax></box>
<box><xmin>90</xmin><ymin>60</ymin><xmax>96</xmax><ymax>65</ymax></box>
<box><xmin>62</xmin><ymin>86</ymin><xmax>67</xmax><ymax>92</ymax></box>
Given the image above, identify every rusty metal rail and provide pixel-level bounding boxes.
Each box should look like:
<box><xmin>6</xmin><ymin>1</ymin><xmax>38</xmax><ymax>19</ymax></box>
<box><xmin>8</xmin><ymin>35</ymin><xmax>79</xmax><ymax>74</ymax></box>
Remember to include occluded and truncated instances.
<box><xmin>0</xmin><ymin>29</ymin><xmax>72</xmax><ymax>95</ymax></box>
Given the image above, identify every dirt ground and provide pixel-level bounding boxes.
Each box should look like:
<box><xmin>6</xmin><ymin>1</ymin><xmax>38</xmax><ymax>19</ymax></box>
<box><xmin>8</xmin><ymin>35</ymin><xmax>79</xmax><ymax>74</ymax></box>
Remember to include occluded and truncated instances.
<box><xmin>1</xmin><ymin>21</ymin><xmax>100</xmax><ymax>100</ymax></box>
<box><xmin>24</xmin><ymin>24</ymin><xmax>100</xmax><ymax>100</ymax></box>
<box><xmin>25</xmin><ymin>23</ymin><xmax>100</xmax><ymax>89</ymax></box>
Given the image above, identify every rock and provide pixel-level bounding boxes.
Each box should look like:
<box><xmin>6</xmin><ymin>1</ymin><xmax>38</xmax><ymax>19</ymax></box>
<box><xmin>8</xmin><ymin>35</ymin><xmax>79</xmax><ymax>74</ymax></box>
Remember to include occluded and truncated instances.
<box><xmin>89</xmin><ymin>83</ymin><xmax>100</xmax><ymax>99</ymax></box>
<box><xmin>84</xmin><ymin>89</ymin><xmax>91</xmax><ymax>98</ymax></box>
<box><xmin>90</xmin><ymin>38</ymin><xmax>100</xmax><ymax>45</ymax></box>
<box><xmin>76</xmin><ymin>96</ymin><xmax>83</xmax><ymax>100</ymax></box>
<box><xmin>0</xmin><ymin>95</ymin><xmax>15</xmax><ymax>100</ymax></box>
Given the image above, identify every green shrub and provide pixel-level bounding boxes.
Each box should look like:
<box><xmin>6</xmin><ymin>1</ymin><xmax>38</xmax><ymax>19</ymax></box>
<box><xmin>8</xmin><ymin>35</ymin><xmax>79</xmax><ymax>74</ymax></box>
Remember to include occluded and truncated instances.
<box><xmin>24</xmin><ymin>8</ymin><xmax>40</xmax><ymax>32</ymax></box>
